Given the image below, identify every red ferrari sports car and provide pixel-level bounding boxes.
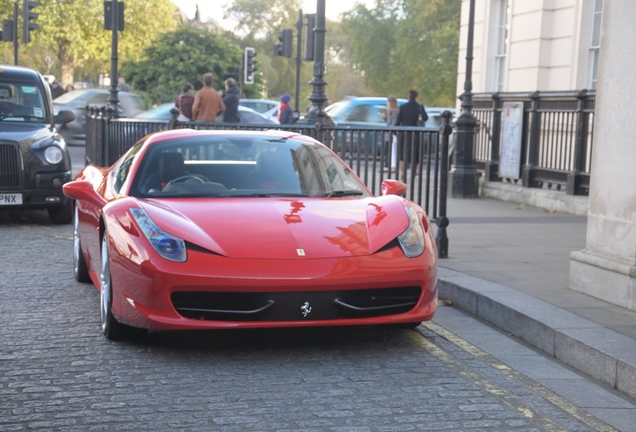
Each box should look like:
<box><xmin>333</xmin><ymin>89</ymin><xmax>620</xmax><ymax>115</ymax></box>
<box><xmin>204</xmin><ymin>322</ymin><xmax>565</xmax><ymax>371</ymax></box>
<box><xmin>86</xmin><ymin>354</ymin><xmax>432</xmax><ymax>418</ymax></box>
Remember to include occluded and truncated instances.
<box><xmin>64</xmin><ymin>129</ymin><xmax>438</xmax><ymax>340</ymax></box>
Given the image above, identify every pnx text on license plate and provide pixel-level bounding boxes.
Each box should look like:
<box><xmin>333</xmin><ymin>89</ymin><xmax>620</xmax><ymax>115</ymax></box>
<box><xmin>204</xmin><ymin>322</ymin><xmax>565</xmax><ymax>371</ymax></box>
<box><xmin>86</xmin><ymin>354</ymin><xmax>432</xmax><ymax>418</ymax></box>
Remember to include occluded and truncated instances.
<box><xmin>0</xmin><ymin>193</ymin><xmax>23</xmax><ymax>205</ymax></box>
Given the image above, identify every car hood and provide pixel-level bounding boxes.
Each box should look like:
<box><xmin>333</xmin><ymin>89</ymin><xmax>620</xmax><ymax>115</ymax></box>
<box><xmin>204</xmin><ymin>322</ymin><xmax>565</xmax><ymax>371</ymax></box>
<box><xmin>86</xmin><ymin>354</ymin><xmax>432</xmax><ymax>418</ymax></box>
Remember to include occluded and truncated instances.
<box><xmin>0</xmin><ymin>122</ymin><xmax>57</xmax><ymax>147</ymax></box>
<box><xmin>139</xmin><ymin>196</ymin><xmax>409</xmax><ymax>259</ymax></box>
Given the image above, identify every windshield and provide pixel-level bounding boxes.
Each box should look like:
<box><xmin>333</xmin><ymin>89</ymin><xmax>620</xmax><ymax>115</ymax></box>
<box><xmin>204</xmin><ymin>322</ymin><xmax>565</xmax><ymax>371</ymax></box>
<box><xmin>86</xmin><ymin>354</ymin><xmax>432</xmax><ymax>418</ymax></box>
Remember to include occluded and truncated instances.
<box><xmin>0</xmin><ymin>80</ymin><xmax>47</xmax><ymax>123</ymax></box>
<box><xmin>131</xmin><ymin>135</ymin><xmax>371</xmax><ymax>199</ymax></box>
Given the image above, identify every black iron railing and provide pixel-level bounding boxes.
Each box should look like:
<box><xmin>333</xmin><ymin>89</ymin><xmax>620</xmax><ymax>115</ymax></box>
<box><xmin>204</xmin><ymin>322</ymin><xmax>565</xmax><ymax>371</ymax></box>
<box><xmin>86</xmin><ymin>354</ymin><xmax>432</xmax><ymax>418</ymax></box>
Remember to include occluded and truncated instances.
<box><xmin>473</xmin><ymin>90</ymin><xmax>595</xmax><ymax>196</ymax></box>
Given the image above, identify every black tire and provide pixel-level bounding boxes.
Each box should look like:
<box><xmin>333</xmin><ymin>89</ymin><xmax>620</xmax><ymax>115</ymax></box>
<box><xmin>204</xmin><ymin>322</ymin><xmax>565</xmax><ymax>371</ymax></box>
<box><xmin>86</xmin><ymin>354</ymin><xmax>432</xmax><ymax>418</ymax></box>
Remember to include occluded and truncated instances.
<box><xmin>48</xmin><ymin>200</ymin><xmax>72</xmax><ymax>224</ymax></box>
<box><xmin>100</xmin><ymin>232</ymin><xmax>145</xmax><ymax>340</ymax></box>
<box><xmin>73</xmin><ymin>205</ymin><xmax>91</xmax><ymax>283</ymax></box>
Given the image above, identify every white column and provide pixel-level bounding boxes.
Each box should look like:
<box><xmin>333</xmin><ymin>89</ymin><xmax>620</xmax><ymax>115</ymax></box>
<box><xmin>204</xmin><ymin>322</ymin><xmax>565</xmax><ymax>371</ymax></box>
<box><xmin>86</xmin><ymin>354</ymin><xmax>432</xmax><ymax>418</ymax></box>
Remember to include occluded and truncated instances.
<box><xmin>569</xmin><ymin>1</ymin><xmax>636</xmax><ymax>309</ymax></box>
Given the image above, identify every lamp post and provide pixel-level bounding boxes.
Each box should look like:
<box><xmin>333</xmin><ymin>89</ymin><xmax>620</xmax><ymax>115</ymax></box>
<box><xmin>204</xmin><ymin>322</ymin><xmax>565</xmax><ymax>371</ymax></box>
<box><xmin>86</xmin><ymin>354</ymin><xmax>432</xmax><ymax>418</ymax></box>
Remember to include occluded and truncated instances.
<box><xmin>303</xmin><ymin>0</ymin><xmax>334</xmax><ymax>126</ymax></box>
<box><xmin>107</xmin><ymin>0</ymin><xmax>120</xmax><ymax>118</ymax></box>
<box><xmin>450</xmin><ymin>0</ymin><xmax>480</xmax><ymax>198</ymax></box>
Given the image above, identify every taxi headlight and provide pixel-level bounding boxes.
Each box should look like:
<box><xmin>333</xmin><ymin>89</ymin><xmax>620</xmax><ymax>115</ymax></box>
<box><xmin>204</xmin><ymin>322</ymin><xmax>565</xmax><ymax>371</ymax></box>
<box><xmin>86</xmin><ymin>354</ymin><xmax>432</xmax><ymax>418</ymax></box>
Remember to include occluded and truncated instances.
<box><xmin>44</xmin><ymin>146</ymin><xmax>64</xmax><ymax>164</ymax></box>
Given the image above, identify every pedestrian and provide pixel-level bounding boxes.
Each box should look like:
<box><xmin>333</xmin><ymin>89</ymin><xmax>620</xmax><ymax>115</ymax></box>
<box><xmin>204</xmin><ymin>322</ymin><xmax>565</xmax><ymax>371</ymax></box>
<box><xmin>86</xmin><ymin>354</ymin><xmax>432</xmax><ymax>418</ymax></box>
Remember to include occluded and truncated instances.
<box><xmin>222</xmin><ymin>78</ymin><xmax>240</xmax><ymax>123</ymax></box>
<box><xmin>278</xmin><ymin>94</ymin><xmax>294</xmax><ymax>124</ymax></box>
<box><xmin>117</xmin><ymin>76</ymin><xmax>131</xmax><ymax>92</ymax></box>
<box><xmin>384</xmin><ymin>95</ymin><xmax>399</xmax><ymax>172</ymax></box>
<box><xmin>50</xmin><ymin>80</ymin><xmax>65</xmax><ymax>99</ymax></box>
<box><xmin>65</xmin><ymin>84</ymin><xmax>75</xmax><ymax>92</ymax></box>
<box><xmin>175</xmin><ymin>82</ymin><xmax>195</xmax><ymax>121</ymax></box>
<box><xmin>192</xmin><ymin>72</ymin><xmax>226</xmax><ymax>122</ymax></box>
<box><xmin>397</xmin><ymin>89</ymin><xmax>428</xmax><ymax>176</ymax></box>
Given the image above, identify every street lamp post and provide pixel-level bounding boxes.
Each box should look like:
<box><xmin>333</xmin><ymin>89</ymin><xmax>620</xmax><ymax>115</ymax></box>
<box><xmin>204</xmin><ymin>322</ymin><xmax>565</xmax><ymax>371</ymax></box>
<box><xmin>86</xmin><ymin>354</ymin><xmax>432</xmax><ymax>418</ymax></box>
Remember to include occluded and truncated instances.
<box><xmin>303</xmin><ymin>0</ymin><xmax>334</xmax><ymax>126</ymax></box>
<box><xmin>107</xmin><ymin>0</ymin><xmax>120</xmax><ymax>118</ymax></box>
<box><xmin>450</xmin><ymin>0</ymin><xmax>480</xmax><ymax>198</ymax></box>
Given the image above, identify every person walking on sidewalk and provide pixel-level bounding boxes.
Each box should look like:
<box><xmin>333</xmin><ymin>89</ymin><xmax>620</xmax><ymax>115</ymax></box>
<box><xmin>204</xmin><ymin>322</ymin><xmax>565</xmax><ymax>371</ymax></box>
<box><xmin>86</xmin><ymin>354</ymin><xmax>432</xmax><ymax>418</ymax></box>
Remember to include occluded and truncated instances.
<box><xmin>397</xmin><ymin>89</ymin><xmax>428</xmax><ymax>176</ymax></box>
<box><xmin>222</xmin><ymin>78</ymin><xmax>240</xmax><ymax>123</ymax></box>
<box><xmin>192</xmin><ymin>72</ymin><xmax>226</xmax><ymax>122</ymax></box>
<box><xmin>278</xmin><ymin>94</ymin><xmax>294</xmax><ymax>124</ymax></box>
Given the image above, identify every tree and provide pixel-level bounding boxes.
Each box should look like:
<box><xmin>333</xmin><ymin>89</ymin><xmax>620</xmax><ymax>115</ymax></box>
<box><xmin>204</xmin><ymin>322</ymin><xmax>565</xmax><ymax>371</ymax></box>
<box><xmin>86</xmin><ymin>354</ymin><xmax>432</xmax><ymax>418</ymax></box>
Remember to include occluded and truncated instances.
<box><xmin>225</xmin><ymin>0</ymin><xmax>302</xmax><ymax>101</ymax></box>
<box><xmin>28</xmin><ymin>0</ymin><xmax>178</xmax><ymax>85</ymax></box>
<box><xmin>120</xmin><ymin>25</ymin><xmax>246</xmax><ymax>106</ymax></box>
<box><xmin>342</xmin><ymin>0</ymin><xmax>460</xmax><ymax>106</ymax></box>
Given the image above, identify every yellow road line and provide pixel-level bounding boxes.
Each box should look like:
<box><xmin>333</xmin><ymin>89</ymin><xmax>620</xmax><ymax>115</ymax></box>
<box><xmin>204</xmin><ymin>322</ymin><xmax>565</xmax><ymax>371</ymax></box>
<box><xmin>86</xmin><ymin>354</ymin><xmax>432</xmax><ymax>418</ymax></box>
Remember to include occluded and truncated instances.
<box><xmin>403</xmin><ymin>322</ymin><xmax>617</xmax><ymax>432</ymax></box>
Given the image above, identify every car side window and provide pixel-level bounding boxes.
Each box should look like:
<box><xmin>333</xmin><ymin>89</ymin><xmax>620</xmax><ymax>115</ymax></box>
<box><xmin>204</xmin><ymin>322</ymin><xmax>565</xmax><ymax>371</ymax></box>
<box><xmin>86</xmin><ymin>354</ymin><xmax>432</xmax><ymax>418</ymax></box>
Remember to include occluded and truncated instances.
<box><xmin>88</xmin><ymin>94</ymin><xmax>109</xmax><ymax>107</ymax></box>
<box><xmin>347</xmin><ymin>105</ymin><xmax>368</xmax><ymax>122</ymax></box>
<box><xmin>368</xmin><ymin>105</ymin><xmax>387</xmax><ymax>124</ymax></box>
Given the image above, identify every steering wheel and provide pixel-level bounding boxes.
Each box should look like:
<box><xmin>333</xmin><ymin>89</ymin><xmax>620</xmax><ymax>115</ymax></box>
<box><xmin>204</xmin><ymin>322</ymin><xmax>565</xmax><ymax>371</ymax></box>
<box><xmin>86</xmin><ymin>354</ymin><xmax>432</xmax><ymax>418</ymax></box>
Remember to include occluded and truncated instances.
<box><xmin>166</xmin><ymin>174</ymin><xmax>210</xmax><ymax>186</ymax></box>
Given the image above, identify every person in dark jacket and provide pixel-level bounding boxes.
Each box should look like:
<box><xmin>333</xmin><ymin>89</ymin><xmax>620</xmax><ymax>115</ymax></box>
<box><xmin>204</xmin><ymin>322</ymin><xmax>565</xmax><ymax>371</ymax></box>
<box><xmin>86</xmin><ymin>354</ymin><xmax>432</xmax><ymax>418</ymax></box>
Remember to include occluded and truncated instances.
<box><xmin>175</xmin><ymin>82</ymin><xmax>195</xmax><ymax>121</ymax></box>
<box><xmin>222</xmin><ymin>78</ymin><xmax>240</xmax><ymax>123</ymax></box>
<box><xmin>278</xmin><ymin>94</ymin><xmax>294</xmax><ymax>124</ymax></box>
<box><xmin>396</xmin><ymin>89</ymin><xmax>428</xmax><ymax>176</ymax></box>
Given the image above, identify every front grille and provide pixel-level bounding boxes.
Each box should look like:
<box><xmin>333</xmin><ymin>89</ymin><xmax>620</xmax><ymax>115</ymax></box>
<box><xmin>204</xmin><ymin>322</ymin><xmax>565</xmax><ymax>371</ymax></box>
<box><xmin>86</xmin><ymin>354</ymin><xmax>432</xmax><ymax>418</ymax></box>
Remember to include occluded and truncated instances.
<box><xmin>171</xmin><ymin>287</ymin><xmax>422</xmax><ymax>321</ymax></box>
<box><xmin>0</xmin><ymin>143</ymin><xmax>21</xmax><ymax>188</ymax></box>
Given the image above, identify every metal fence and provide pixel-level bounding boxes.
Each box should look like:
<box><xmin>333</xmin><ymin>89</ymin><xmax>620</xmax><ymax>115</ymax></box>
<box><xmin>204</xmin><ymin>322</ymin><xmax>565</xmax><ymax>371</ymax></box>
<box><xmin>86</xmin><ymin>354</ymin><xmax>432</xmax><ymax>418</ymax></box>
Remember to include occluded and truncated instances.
<box><xmin>472</xmin><ymin>90</ymin><xmax>595</xmax><ymax>196</ymax></box>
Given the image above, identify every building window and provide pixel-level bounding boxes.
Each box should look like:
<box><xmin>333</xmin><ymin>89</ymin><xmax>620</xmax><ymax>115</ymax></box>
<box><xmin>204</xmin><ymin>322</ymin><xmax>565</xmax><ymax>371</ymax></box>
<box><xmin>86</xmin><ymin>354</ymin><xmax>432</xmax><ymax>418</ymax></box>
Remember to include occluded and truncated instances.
<box><xmin>588</xmin><ymin>0</ymin><xmax>603</xmax><ymax>89</ymax></box>
<box><xmin>493</xmin><ymin>0</ymin><xmax>511</xmax><ymax>92</ymax></box>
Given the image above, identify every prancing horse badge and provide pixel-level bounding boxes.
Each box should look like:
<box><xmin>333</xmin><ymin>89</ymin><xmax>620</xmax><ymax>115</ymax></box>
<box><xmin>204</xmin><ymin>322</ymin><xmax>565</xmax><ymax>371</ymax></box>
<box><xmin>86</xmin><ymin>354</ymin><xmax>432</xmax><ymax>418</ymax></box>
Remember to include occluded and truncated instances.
<box><xmin>300</xmin><ymin>302</ymin><xmax>312</xmax><ymax>317</ymax></box>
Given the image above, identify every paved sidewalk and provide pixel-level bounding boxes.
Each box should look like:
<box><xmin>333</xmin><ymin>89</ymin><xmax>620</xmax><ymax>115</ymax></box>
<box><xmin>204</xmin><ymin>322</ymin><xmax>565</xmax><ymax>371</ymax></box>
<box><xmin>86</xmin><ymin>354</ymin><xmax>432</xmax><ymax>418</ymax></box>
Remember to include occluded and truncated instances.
<box><xmin>433</xmin><ymin>192</ymin><xmax>636</xmax><ymax>401</ymax></box>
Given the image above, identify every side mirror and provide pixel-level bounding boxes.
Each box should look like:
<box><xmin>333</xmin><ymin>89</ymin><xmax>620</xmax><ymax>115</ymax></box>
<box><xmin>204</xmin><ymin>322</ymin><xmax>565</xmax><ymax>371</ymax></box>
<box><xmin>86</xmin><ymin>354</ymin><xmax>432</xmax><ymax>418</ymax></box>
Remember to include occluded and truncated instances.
<box><xmin>54</xmin><ymin>109</ymin><xmax>75</xmax><ymax>124</ymax></box>
<box><xmin>63</xmin><ymin>180</ymin><xmax>107</xmax><ymax>208</ymax></box>
<box><xmin>381</xmin><ymin>179</ymin><xmax>407</xmax><ymax>197</ymax></box>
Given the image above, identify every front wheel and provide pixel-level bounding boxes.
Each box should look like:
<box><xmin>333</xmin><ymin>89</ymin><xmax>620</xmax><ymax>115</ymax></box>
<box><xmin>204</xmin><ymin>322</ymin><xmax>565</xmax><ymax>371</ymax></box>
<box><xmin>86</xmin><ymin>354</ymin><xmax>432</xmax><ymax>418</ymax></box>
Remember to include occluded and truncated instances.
<box><xmin>100</xmin><ymin>232</ymin><xmax>144</xmax><ymax>340</ymax></box>
<box><xmin>48</xmin><ymin>200</ymin><xmax>72</xmax><ymax>224</ymax></box>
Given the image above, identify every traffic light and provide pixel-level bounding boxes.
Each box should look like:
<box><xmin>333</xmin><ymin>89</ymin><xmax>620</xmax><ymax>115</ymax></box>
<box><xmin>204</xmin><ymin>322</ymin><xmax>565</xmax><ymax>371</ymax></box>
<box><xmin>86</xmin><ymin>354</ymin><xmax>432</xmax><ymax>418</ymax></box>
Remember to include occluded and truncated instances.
<box><xmin>22</xmin><ymin>0</ymin><xmax>38</xmax><ymax>43</ymax></box>
<box><xmin>1</xmin><ymin>20</ymin><xmax>13</xmax><ymax>42</ymax></box>
<box><xmin>276</xmin><ymin>29</ymin><xmax>293</xmax><ymax>57</ymax></box>
<box><xmin>244</xmin><ymin>47</ymin><xmax>256</xmax><ymax>85</ymax></box>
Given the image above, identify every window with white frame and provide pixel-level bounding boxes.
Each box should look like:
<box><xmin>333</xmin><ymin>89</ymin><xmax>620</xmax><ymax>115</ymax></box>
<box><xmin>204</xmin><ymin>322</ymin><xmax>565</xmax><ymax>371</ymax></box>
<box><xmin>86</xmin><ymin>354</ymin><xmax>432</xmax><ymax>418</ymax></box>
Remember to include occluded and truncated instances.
<box><xmin>588</xmin><ymin>0</ymin><xmax>603</xmax><ymax>89</ymax></box>
<box><xmin>493</xmin><ymin>0</ymin><xmax>511</xmax><ymax>91</ymax></box>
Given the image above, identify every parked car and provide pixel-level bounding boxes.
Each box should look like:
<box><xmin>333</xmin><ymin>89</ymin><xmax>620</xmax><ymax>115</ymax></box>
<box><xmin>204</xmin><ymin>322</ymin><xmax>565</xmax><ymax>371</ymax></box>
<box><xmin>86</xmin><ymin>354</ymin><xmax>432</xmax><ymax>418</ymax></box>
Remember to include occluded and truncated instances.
<box><xmin>239</xmin><ymin>98</ymin><xmax>280</xmax><ymax>123</ymax></box>
<box><xmin>63</xmin><ymin>128</ymin><xmax>438</xmax><ymax>340</ymax></box>
<box><xmin>0</xmin><ymin>65</ymin><xmax>76</xmax><ymax>223</ymax></box>
<box><xmin>324</xmin><ymin>97</ymin><xmax>456</xmax><ymax>154</ymax></box>
<box><xmin>239</xmin><ymin>98</ymin><xmax>278</xmax><ymax>114</ymax></box>
<box><xmin>134</xmin><ymin>103</ymin><xmax>278</xmax><ymax>125</ymax></box>
<box><xmin>53</xmin><ymin>88</ymin><xmax>144</xmax><ymax>145</ymax></box>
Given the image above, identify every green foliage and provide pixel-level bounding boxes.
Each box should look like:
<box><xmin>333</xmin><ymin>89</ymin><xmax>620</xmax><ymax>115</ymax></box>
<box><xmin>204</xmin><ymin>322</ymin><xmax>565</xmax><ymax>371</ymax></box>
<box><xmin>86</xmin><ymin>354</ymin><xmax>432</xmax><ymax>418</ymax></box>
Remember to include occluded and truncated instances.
<box><xmin>23</xmin><ymin>0</ymin><xmax>178</xmax><ymax>83</ymax></box>
<box><xmin>342</xmin><ymin>0</ymin><xmax>460</xmax><ymax>106</ymax></box>
<box><xmin>120</xmin><ymin>25</ymin><xmax>246</xmax><ymax>105</ymax></box>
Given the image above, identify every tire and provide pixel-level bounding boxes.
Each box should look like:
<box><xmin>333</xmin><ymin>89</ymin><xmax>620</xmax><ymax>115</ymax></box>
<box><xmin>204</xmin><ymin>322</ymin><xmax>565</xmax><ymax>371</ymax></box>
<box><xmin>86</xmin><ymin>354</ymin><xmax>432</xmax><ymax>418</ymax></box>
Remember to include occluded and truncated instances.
<box><xmin>48</xmin><ymin>200</ymin><xmax>72</xmax><ymax>224</ymax></box>
<box><xmin>100</xmin><ymin>232</ymin><xmax>144</xmax><ymax>340</ymax></box>
<box><xmin>73</xmin><ymin>205</ymin><xmax>91</xmax><ymax>283</ymax></box>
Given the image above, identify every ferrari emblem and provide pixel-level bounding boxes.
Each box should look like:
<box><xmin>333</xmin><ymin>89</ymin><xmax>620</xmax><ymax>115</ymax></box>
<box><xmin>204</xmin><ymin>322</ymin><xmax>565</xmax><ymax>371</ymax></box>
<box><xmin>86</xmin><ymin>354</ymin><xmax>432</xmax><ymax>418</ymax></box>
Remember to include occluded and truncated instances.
<box><xmin>300</xmin><ymin>302</ymin><xmax>312</xmax><ymax>317</ymax></box>
<box><xmin>296</xmin><ymin>249</ymin><xmax>306</xmax><ymax>256</ymax></box>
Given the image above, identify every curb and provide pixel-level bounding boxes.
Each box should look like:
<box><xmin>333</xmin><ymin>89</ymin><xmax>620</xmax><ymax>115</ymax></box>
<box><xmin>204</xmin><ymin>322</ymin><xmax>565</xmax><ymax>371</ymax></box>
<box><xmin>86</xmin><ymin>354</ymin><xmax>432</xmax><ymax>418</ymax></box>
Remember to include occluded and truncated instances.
<box><xmin>437</xmin><ymin>267</ymin><xmax>636</xmax><ymax>400</ymax></box>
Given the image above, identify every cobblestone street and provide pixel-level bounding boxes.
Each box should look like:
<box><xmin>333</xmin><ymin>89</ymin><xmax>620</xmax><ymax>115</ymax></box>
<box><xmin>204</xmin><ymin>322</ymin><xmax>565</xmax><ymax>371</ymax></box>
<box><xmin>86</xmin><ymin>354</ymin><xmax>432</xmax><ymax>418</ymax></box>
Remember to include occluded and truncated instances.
<box><xmin>0</xmin><ymin>209</ymin><xmax>628</xmax><ymax>431</ymax></box>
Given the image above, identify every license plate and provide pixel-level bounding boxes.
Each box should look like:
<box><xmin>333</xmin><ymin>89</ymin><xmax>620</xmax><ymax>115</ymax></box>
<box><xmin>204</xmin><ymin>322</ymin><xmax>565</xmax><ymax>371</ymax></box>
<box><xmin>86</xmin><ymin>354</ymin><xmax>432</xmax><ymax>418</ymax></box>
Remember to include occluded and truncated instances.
<box><xmin>0</xmin><ymin>193</ymin><xmax>22</xmax><ymax>205</ymax></box>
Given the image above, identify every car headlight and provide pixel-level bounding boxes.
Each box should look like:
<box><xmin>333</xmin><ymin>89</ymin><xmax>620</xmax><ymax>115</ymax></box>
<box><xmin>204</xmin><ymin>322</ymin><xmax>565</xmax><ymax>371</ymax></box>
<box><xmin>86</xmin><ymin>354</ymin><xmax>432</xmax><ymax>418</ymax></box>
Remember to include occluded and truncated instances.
<box><xmin>44</xmin><ymin>146</ymin><xmax>64</xmax><ymax>164</ymax></box>
<box><xmin>130</xmin><ymin>208</ymin><xmax>187</xmax><ymax>262</ymax></box>
<box><xmin>397</xmin><ymin>206</ymin><xmax>425</xmax><ymax>258</ymax></box>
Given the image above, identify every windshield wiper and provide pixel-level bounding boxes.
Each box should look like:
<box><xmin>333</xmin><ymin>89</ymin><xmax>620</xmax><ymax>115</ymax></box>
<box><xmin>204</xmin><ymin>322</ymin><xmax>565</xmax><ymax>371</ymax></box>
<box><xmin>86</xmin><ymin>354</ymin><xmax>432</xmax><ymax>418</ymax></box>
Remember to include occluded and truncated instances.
<box><xmin>316</xmin><ymin>190</ymin><xmax>364</xmax><ymax>198</ymax></box>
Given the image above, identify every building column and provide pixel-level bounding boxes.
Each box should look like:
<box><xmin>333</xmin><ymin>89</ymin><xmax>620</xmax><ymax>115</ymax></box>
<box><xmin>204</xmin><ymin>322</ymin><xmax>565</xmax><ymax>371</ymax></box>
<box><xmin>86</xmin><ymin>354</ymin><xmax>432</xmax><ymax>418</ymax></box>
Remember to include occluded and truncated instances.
<box><xmin>569</xmin><ymin>1</ymin><xmax>636</xmax><ymax>309</ymax></box>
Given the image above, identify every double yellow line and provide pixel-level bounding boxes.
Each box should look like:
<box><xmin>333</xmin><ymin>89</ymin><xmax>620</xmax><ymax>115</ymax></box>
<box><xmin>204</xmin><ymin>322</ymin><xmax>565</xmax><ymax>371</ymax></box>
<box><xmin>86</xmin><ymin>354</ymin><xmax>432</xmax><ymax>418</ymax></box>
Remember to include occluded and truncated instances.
<box><xmin>403</xmin><ymin>322</ymin><xmax>617</xmax><ymax>432</ymax></box>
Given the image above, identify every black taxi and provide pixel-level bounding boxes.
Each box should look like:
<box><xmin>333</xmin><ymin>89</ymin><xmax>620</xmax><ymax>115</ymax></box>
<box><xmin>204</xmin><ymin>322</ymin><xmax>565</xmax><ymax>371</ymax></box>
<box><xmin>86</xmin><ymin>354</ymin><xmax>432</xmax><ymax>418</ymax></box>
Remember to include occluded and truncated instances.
<box><xmin>0</xmin><ymin>65</ymin><xmax>75</xmax><ymax>223</ymax></box>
